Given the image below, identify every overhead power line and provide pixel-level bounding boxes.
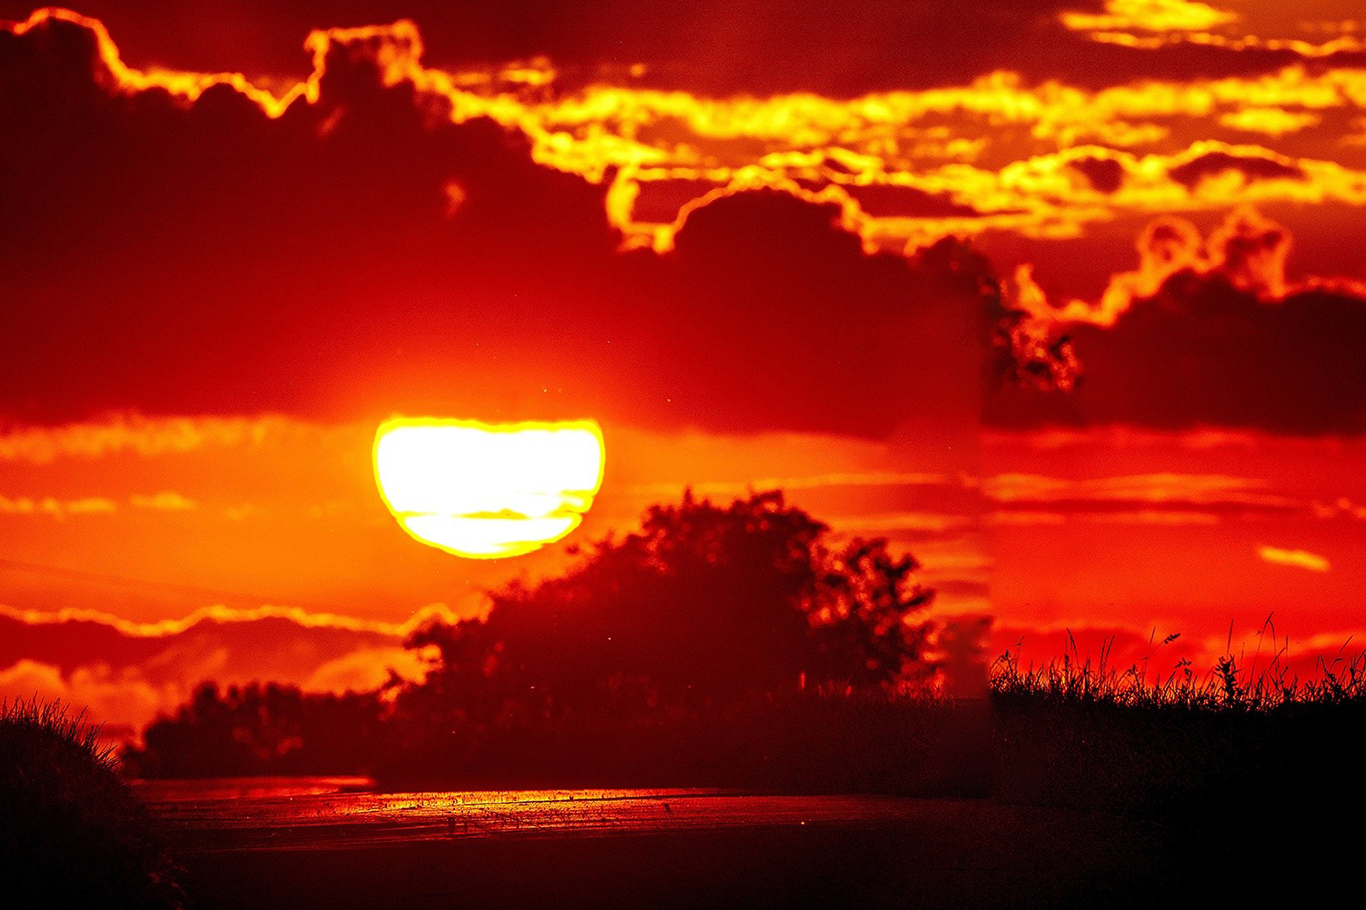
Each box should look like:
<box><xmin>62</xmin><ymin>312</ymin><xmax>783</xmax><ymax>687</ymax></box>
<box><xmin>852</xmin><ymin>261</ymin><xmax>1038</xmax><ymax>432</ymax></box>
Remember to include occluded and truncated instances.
<box><xmin>0</xmin><ymin>556</ymin><xmax>353</xmax><ymax>614</ymax></box>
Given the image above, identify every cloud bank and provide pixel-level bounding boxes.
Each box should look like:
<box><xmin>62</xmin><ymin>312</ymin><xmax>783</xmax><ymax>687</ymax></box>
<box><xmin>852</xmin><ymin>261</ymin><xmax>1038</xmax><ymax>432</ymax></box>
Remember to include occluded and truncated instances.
<box><xmin>0</xmin><ymin>10</ymin><xmax>989</xmax><ymax>438</ymax></box>
<box><xmin>0</xmin><ymin>602</ymin><xmax>452</xmax><ymax>737</ymax></box>
<box><xmin>992</xmin><ymin>208</ymin><xmax>1366</xmax><ymax>434</ymax></box>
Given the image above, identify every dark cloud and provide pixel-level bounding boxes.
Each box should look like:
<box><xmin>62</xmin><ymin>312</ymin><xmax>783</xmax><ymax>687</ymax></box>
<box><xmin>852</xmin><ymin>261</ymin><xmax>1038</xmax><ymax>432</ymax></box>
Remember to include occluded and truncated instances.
<box><xmin>1167</xmin><ymin>150</ymin><xmax>1305</xmax><ymax>189</ymax></box>
<box><xmin>988</xmin><ymin>275</ymin><xmax>1366</xmax><ymax>435</ymax></box>
<box><xmin>620</xmin><ymin>190</ymin><xmax>989</xmax><ymax>436</ymax></box>
<box><xmin>1068</xmin><ymin>156</ymin><xmax>1125</xmax><ymax>194</ymax></box>
<box><xmin>0</xmin><ymin>604</ymin><xmax>437</xmax><ymax>734</ymax></box>
<box><xmin>1061</xmin><ymin>41</ymin><xmax>1366</xmax><ymax>92</ymax></box>
<box><xmin>630</xmin><ymin>178</ymin><xmax>725</xmax><ymax>224</ymax></box>
<box><xmin>844</xmin><ymin>185</ymin><xmax>984</xmax><ymax>219</ymax></box>
<box><xmin>0</xmin><ymin>13</ymin><xmax>989</xmax><ymax>437</ymax></box>
<box><xmin>6</xmin><ymin>1</ymin><xmax>1359</xmax><ymax>97</ymax></box>
<box><xmin>985</xmin><ymin>206</ymin><xmax>1366</xmax><ymax>435</ymax></box>
<box><xmin>0</xmin><ymin>608</ymin><xmax>396</xmax><ymax>679</ymax></box>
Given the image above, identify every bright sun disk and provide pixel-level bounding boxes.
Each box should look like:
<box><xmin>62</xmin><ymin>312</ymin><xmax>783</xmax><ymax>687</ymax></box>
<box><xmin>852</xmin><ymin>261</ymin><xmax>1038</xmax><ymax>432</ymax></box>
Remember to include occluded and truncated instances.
<box><xmin>373</xmin><ymin>417</ymin><xmax>605</xmax><ymax>558</ymax></box>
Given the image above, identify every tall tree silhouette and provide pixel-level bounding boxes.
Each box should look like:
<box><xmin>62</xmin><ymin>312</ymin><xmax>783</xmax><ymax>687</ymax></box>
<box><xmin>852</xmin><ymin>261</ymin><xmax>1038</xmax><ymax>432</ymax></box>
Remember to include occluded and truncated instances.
<box><xmin>404</xmin><ymin>490</ymin><xmax>938</xmax><ymax>717</ymax></box>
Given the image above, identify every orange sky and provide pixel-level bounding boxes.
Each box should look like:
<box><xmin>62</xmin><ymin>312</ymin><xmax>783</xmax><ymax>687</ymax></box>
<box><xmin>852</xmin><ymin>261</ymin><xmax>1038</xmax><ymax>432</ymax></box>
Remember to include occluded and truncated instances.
<box><xmin>3</xmin><ymin>3</ymin><xmax>1366</xmax><ymax>735</ymax></box>
<box><xmin>0</xmin><ymin>416</ymin><xmax>986</xmax><ymax>623</ymax></box>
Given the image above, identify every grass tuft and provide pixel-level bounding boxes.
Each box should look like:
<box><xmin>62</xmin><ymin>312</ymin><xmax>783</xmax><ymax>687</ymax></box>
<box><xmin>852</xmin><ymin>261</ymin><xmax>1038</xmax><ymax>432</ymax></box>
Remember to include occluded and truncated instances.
<box><xmin>1</xmin><ymin>698</ymin><xmax>187</xmax><ymax>908</ymax></box>
<box><xmin>988</xmin><ymin>621</ymin><xmax>1366</xmax><ymax>711</ymax></box>
<box><xmin>988</xmin><ymin>626</ymin><xmax>1366</xmax><ymax>902</ymax></box>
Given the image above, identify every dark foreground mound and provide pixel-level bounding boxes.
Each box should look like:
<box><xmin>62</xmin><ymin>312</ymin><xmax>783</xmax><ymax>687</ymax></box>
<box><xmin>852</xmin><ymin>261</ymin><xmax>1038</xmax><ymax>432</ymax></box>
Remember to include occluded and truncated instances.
<box><xmin>0</xmin><ymin>700</ymin><xmax>186</xmax><ymax>909</ymax></box>
<box><xmin>993</xmin><ymin>691</ymin><xmax>1366</xmax><ymax>903</ymax></box>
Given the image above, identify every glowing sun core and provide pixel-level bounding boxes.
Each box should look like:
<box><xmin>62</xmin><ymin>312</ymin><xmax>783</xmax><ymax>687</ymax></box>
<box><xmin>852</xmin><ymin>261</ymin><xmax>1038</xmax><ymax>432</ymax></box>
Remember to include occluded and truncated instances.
<box><xmin>373</xmin><ymin>417</ymin><xmax>605</xmax><ymax>558</ymax></box>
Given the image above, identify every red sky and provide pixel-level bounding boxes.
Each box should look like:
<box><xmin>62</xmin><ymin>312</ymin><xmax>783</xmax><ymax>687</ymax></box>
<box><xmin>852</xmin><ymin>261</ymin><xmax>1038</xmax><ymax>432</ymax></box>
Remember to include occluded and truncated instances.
<box><xmin>3</xmin><ymin>3</ymin><xmax>1366</xmax><ymax>736</ymax></box>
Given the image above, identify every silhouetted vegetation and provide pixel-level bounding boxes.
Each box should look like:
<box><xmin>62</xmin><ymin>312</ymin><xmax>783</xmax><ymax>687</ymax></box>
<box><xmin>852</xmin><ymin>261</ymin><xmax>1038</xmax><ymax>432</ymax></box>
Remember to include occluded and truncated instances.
<box><xmin>128</xmin><ymin>491</ymin><xmax>961</xmax><ymax>788</ymax></box>
<box><xmin>989</xmin><ymin>643</ymin><xmax>1366</xmax><ymax>901</ymax></box>
<box><xmin>122</xmin><ymin>683</ymin><xmax>387</xmax><ymax>779</ymax></box>
<box><xmin>402</xmin><ymin>491</ymin><xmax>935</xmax><ymax>706</ymax></box>
<box><xmin>1</xmin><ymin>699</ymin><xmax>186</xmax><ymax>908</ymax></box>
<box><xmin>120</xmin><ymin>486</ymin><xmax>1366</xmax><ymax>892</ymax></box>
<box><xmin>377</xmin><ymin>490</ymin><xmax>961</xmax><ymax>787</ymax></box>
<box><xmin>125</xmin><ymin>681</ymin><xmax>991</xmax><ymax>794</ymax></box>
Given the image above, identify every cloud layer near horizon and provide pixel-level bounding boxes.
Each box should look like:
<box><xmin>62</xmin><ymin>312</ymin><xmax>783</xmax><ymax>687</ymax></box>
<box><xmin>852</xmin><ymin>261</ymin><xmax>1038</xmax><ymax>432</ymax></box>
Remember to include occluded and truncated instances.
<box><xmin>4</xmin><ymin>599</ymin><xmax>1361</xmax><ymax>740</ymax></box>
<box><xmin>0</xmin><ymin>602</ymin><xmax>453</xmax><ymax>737</ymax></box>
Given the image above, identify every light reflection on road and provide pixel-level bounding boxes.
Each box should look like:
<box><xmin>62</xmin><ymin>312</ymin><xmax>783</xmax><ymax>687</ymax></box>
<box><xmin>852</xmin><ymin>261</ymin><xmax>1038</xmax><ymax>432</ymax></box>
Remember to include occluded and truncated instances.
<box><xmin>138</xmin><ymin>778</ymin><xmax>936</xmax><ymax>850</ymax></box>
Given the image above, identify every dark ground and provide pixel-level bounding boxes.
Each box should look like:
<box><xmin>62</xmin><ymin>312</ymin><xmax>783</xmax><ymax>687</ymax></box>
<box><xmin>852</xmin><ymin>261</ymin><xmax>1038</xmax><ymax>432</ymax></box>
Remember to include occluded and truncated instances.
<box><xmin>148</xmin><ymin>785</ymin><xmax>1187</xmax><ymax>909</ymax></box>
<box><xmin>126</xmin><ymin>690</ymin><xmax>1366</xmax><ymax>908</ymax></box>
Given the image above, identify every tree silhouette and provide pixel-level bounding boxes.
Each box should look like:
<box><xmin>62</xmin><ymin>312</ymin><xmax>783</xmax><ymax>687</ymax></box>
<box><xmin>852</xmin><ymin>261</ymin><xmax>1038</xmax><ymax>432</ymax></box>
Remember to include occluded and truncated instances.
<box><xmin>807</xmin><ymin>537</ymin><xmax>936</xmax><ymax>689</ymax></box>
<box><xmin>404</xmin><ymin>490</ymin><xmax>938</xmax><ymax>718</ymax></box>
<box><xmin>124</xmin><ymin>682</ymin><xmax>386</xmax><ymax>777</ymax></box>
<box><xmin>125</xmin><ymin>493</ymin><xmax>946</xmax><ymax>782</ymax></box>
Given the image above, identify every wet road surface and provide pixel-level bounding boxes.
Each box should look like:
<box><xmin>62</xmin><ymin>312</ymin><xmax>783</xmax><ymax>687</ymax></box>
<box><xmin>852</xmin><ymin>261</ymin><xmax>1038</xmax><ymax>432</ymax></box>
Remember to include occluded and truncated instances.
<box><xmin>141</xmin><ymin>779</ymin><xmax>1184</xmax><ymax>909</ymax></box>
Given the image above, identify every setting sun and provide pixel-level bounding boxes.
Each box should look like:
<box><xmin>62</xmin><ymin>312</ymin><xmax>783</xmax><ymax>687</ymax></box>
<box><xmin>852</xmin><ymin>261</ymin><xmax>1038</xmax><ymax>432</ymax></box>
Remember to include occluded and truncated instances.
<box><xmin>373</xmin><ymin>417</ymin><xmax>605</xmax><ymax>558</ymax></box>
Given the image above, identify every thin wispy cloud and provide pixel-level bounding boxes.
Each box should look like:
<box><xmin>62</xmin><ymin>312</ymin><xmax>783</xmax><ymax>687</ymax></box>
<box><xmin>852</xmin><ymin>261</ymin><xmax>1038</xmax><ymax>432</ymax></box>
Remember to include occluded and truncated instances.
<box><xmin>625</xmin><ymin>471</ymin><xmax>956</xmax><ymax>498</ymax></box>
<box><xmin>130</xmin><ymin>491</ymin><xmax>198</xmax><ymax>511</ymax></box>
<box><xmin>1258</xmin><ymin>545</ymin><xmax>1331</xmax><ymax>572</ymax></box>
<box><xmin>0</xmin><ymin>495</ymin><xmax>118</xmax><ymax>517</ymax></box>
<box><xmin>0</xmin><ymin>415</ymin><xmax>283</xmax><ymax>463</ymax></box>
